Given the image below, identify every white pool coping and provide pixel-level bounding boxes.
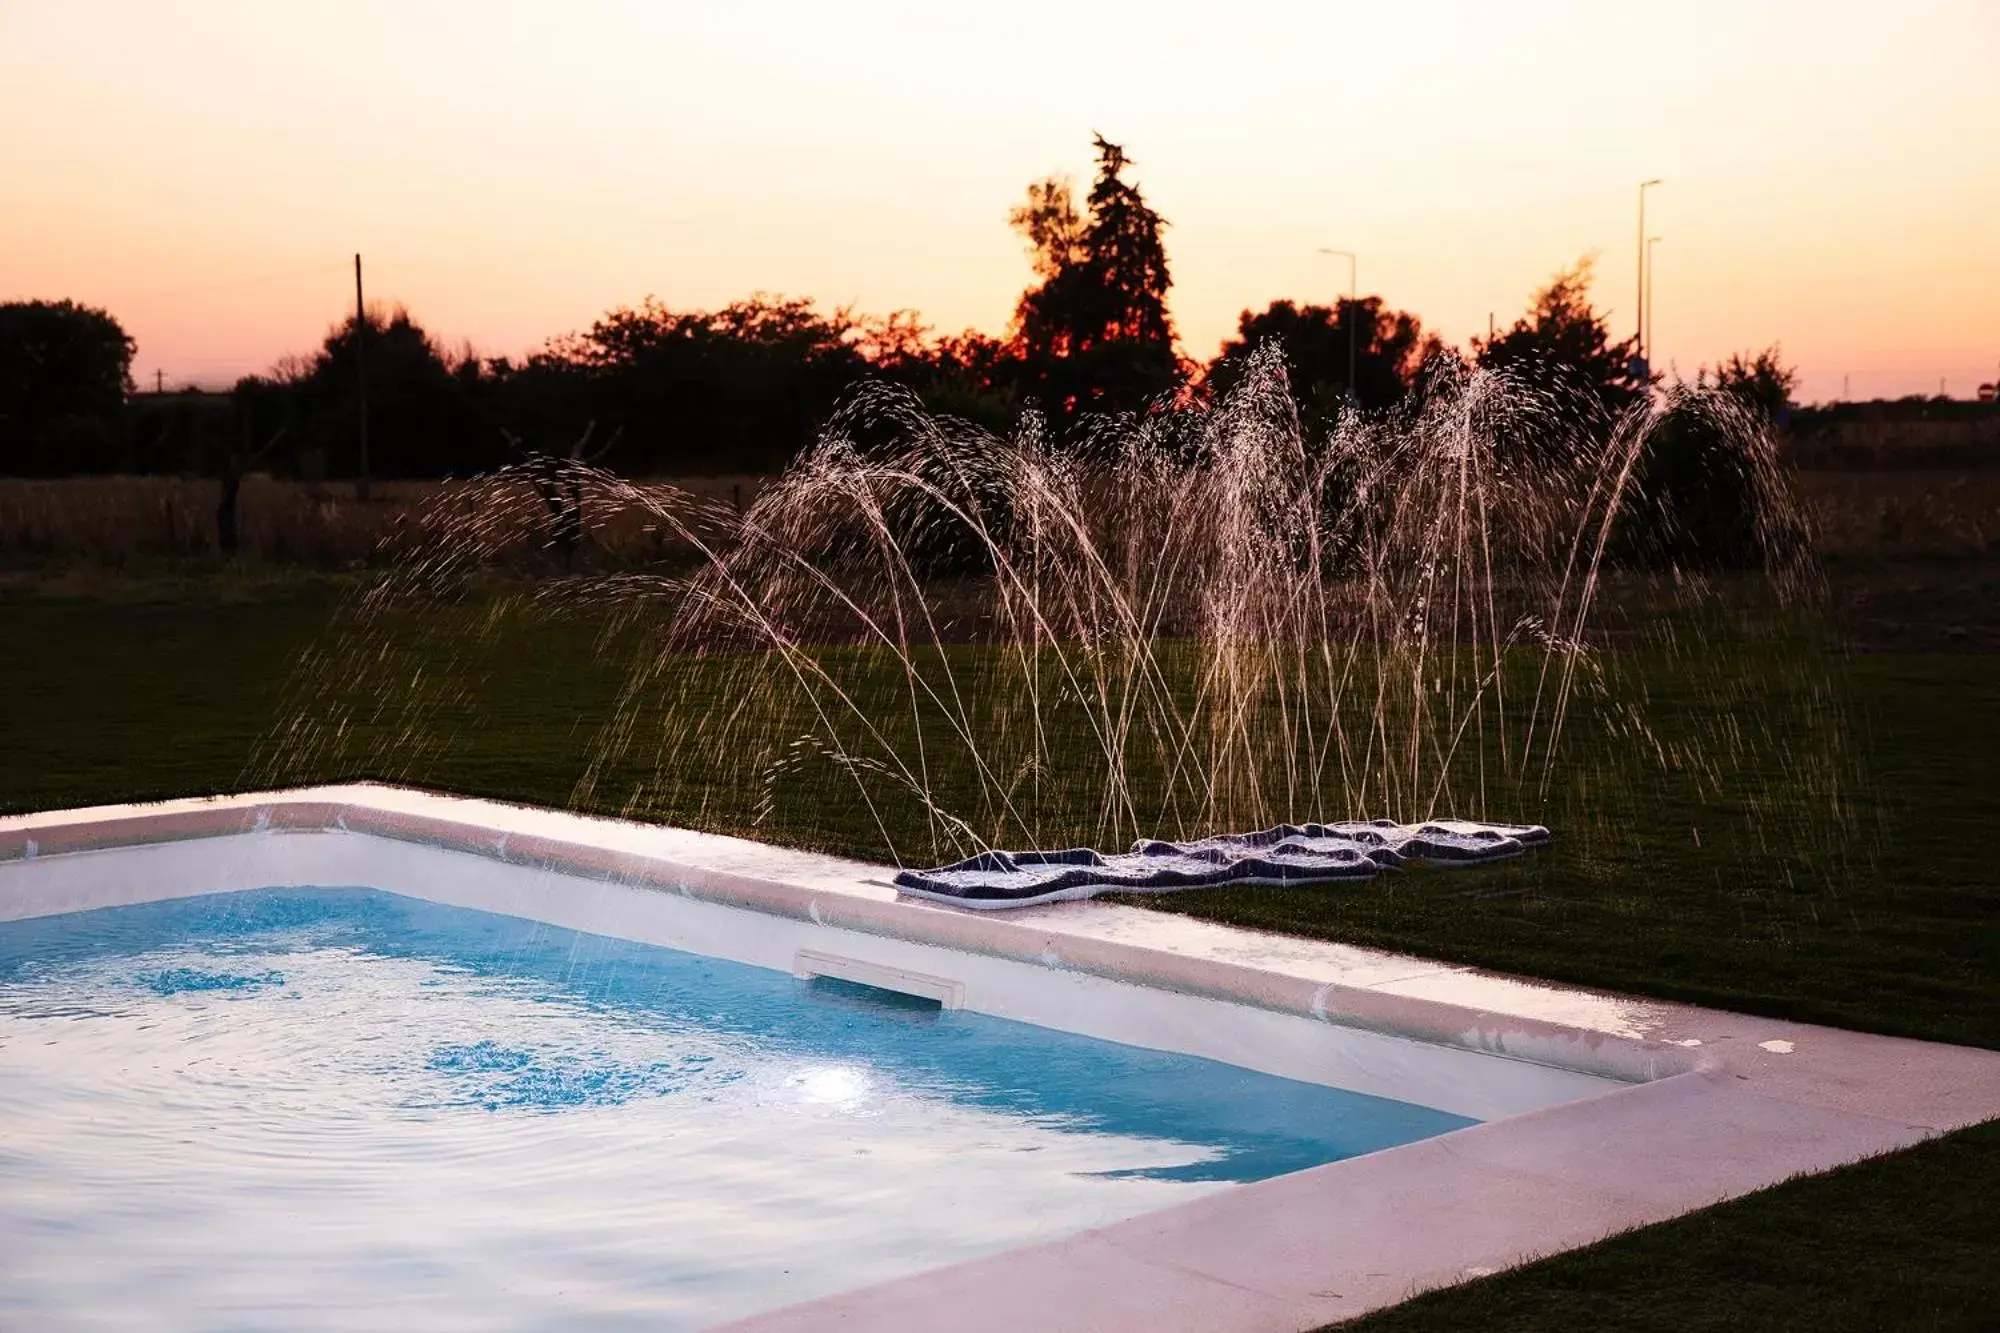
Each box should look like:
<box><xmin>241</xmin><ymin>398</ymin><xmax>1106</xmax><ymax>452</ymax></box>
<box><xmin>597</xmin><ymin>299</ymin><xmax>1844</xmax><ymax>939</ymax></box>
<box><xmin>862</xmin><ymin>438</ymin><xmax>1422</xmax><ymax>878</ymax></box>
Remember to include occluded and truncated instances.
<box><xmin>3</xmin><ymin>783</ymin><xmax>1998</xmax><ymax>1331</ymax></box>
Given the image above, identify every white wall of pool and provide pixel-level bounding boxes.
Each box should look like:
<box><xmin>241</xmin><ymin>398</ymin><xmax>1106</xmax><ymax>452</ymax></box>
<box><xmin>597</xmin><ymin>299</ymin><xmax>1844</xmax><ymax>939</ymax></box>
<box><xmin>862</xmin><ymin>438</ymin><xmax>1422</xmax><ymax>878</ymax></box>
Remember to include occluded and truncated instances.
<box><xmin>0</xmin><ymin>828</ymin><xmax>1625</xmax><ymax>1122</ymax></box>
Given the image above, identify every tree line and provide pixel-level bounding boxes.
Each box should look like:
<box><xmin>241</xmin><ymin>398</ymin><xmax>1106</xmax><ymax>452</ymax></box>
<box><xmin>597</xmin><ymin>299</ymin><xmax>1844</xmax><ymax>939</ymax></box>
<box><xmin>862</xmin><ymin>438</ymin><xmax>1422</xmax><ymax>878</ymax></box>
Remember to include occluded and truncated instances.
<box><xmin>3</xmin><ymin>133</ymin><xmax>1798</xmax><ymax>485</ymax></box>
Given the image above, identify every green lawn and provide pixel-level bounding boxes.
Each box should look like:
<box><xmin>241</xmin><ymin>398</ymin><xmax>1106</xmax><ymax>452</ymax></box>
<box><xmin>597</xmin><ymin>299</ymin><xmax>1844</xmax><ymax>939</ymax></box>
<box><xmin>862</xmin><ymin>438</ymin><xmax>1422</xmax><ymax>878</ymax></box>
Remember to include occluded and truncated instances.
<box><xmin>1</xmin><ymin>572</ymin><xmax>1995</xmax><ymax>1329</ymax></box>
<box><xmin>1335</xmin><ymin>1115</ymin><xmax>2000</xmax><ymax>1332</ymax></box>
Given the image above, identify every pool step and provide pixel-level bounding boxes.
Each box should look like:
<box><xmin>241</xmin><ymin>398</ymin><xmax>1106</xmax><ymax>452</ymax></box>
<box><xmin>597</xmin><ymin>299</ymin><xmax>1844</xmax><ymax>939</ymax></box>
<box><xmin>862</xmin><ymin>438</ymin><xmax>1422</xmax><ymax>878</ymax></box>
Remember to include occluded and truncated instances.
<box><xmin>793</xmin><ymin>949</ymin><xmax>966</xmax><ymax>1010</ymax></box>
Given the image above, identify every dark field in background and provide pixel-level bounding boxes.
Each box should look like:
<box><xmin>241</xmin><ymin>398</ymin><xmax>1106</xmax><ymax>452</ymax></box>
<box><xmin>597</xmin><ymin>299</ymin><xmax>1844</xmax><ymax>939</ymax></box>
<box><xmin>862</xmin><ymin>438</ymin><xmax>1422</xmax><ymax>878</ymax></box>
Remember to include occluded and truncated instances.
<box><xmin>2</xmin><ymin>463</ymin><xmax>1992</xmax><ymax>565</ymax></box>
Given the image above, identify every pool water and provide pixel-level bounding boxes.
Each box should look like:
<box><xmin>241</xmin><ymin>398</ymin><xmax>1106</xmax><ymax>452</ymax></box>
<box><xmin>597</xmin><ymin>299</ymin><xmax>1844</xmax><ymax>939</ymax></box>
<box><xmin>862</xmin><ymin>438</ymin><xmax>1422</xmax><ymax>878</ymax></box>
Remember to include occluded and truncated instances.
<box><xmin>0</xmin><ymin>887</ymin><xmax>1475</xmax><ymax>1330</ymax></box>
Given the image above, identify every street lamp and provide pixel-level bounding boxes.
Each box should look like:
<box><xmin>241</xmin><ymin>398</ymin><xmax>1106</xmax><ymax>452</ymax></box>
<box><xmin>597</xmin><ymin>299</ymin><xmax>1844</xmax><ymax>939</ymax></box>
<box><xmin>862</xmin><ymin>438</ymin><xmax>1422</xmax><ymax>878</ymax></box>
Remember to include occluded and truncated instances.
<box><xmin>1317</xmin><ymin>247</ymin><xmax>1358</xmax><ymax>402</ymax></box>
<box><xmin>1646</xmin><ymin>235</ymin><xmax>1662</xmax><ymax>376</ymax></box>
<box><xmin>1636</xmin><ymin>180</ymin><xmax>1662</xmax><ymax>367</ymax></box>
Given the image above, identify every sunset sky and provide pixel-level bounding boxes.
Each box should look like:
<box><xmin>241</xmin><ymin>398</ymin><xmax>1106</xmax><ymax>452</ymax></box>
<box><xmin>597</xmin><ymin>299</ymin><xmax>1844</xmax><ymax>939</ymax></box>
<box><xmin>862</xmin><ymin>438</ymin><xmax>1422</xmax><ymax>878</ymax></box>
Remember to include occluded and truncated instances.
<box><xmin>4</xmin><ymin>0</ymin><xmax>1996</xmax><ymax>403</ymax></box>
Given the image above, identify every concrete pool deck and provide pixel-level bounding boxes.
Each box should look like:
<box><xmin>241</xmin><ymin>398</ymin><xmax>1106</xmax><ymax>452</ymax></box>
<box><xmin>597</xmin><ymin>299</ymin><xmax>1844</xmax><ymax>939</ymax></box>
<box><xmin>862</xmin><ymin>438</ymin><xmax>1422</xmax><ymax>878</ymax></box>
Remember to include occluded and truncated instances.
<box><xmin>4</xmin><ymin>783</ymin><xmax>1998</xmax><ymax>1331</ymax></box>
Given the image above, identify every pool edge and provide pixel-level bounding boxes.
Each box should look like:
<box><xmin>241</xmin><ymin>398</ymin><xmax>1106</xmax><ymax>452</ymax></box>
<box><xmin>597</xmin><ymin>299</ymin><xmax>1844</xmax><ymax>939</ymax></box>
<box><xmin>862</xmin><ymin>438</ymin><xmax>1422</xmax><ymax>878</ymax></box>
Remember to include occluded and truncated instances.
<box><xmin>0</xmin><ymin>787</ymin><xmax>1698</xmax><ymax>1087</ymax></box>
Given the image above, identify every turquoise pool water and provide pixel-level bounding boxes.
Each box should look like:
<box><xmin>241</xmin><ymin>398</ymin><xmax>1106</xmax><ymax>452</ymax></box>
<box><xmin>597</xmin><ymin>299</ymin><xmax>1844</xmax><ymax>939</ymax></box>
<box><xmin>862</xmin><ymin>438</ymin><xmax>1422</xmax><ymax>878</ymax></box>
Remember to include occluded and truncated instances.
<box><xmin>0</xmin><ymin>887</ymin><xmax>1475</xmax><ymax>1329</ymax></box>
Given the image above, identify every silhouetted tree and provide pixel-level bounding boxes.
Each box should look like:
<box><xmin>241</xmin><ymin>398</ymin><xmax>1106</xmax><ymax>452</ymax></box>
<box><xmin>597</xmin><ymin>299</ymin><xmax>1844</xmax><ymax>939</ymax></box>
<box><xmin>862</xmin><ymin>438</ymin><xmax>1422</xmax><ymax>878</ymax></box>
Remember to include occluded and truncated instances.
<box><xmin>228</xmin><ymin>306</ymin><xmax>494</xmax><ymax>482</ymax></box>
<box><xmin>1606</xmin><ymin>352</ymin><xmax>1802</xmax><ymax>572</ymax></box>
<box><xmin>1009</xmin><ymin>176</ymin><xmax>1088</xmax><ymax>283</ymax></box>
<box><xmin>0</xmin><ymin>299</ymin><xmax>136</xmax><ymax>474</ymax></box>
<box><xmin>1208</xmin><ymin>298</ymin><xmax>1447</xmax><ymax>424</ymax></box>
<box><xmin>499</xmin><ymin>422</ymin><xmax>619</xmax><ymax>567</ymax></box>
<box><xmin>1476</xmin><ymin>258</ymin><xmax>1643</xmax><ymax>420</ymax></box>
<box><xmin>858</xmin><ymin>320</ymin><xmax>1020</xmax><ymax>432</ymax></box>
<box><xmin>1707</xmin><ymin>346</ymin><xmax>1797</xmax><ymax>425</ymax></box>
<box><xmin>214</xmin><ymin>420</ymin><xmax>290</xmax><ymax>557</ymax></box>
<box><xmin>535</xmin><ymin>295</ymin><xmax>870</xmax><ymax>473</ymax></box>
<box><xmin>290</xmin><ymin>306</ymin><xmax>494</xmax><ymax>478</ymax></box>
<box><xmin>1614</xmin><ymin>387</ymin><xmax>1794</xmax><ymax>572</ymax></box>
<box><xmin>1009</xmin><ymin>135</ymin><xmax>1180</xmax><ymax>421</ymax></box>
<box><xmin>125</xmin><ymin>389</ymin><xmax>232</xmax><ymax>479</ymax></box>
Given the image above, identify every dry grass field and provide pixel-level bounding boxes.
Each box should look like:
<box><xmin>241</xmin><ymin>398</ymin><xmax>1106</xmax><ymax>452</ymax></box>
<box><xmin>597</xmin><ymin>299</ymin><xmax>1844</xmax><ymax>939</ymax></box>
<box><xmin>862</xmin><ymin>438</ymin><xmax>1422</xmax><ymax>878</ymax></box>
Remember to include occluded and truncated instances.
<box><xmin>2</xmin><ymin>465</ymin><xmax>1993</xmax><ymax>567</ymax></box>
<box><xmin>1798</xmin><ymin>467</ymin><xmax>2000</xmax><ymax>560</ymax></box>
<box><xmin>0</xmin><ymin>474</ymin><xmax>771</xmax><ymax>566</ymax></box>
<box><xmin>1787</xmin><ymin>412</ymin><xmax>2000</xmax><ymax>470</ymax></box>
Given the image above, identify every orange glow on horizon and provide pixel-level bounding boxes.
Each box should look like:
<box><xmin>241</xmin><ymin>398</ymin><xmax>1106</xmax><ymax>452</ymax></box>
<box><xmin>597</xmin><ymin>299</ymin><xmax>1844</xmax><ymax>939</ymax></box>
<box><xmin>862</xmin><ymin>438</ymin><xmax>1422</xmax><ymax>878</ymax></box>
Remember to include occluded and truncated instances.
<box><xmin>4</xmin><ymin>0</ymin><xmax>1997</xmax><ymax>403</ymax></box>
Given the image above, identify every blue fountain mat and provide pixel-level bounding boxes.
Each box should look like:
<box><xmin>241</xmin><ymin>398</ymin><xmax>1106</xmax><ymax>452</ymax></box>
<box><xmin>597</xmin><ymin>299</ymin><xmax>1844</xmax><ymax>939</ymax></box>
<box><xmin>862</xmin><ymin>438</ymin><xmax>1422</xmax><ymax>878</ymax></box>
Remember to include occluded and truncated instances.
<box><xmin>892</xmin><ymin>819</ymin><xmax>1550</xmax><ymax>909</ymax></box>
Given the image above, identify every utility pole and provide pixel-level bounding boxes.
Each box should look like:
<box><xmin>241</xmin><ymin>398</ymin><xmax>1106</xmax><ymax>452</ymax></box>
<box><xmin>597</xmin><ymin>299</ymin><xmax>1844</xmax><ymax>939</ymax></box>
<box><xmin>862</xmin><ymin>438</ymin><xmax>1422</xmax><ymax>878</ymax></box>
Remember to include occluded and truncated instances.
<box><xmin>354</xmin><ymin>253</ymin><xmax>370</xmax><ymax>502</ymax></box>
<box><xmin>1637</xmin><ymin>179</ymin><xmax>1661</xmax><ymax>367</ymax></box>
<box><xmin>1317</xmin><ymin>248</ymin><xmax>1358</xmax><ymax>402</ymax></box>
<box><xmin>155</xmin><ymin>369</ymin><xmax>163</xmax><ymax>394</ymax></box>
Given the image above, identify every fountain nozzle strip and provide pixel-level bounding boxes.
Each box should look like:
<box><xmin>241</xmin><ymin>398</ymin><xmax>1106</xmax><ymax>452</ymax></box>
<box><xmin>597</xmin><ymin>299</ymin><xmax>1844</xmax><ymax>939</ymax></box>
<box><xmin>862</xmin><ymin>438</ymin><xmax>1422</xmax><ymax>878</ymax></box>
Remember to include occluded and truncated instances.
<box><xmin>892</xmin><ymin>820</ymin><xmax>1550</xmax><ymax>909</ymax></box>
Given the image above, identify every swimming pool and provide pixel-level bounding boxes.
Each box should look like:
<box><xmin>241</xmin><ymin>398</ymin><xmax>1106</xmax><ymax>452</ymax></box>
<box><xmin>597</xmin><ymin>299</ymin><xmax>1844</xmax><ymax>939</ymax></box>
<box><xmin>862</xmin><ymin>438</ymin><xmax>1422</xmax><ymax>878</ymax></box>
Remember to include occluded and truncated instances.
<box><xmin>6</xmin><ymin>788</ymin><xmax>1987</xmax><ymax>1333</ymax></box>
<box><xmin>0</xmin><ymin>884</ymin><xmax>1478</xmax><ymax>1330</ymax></box>
<box><xmin>2</xmin><ymin>790</ymin><xmax>1703</xmax><ymax>1331</ymax></box>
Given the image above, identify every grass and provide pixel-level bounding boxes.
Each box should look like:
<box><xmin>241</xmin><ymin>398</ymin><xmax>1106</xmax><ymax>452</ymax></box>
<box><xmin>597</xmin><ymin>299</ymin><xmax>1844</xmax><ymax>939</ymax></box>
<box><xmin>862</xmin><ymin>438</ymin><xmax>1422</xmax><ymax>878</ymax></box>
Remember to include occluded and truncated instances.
<box><xmin>1333</xmin><ymin>1116</ymin><xmax>2000</xmax><ymax>1332</ymax></box>
<box><xmin>1133</xmin><ymin>641</ymin><xmax>1998</xmax><ymax>1048</ymax></box>
<box><xmin>0</xmin><ymin>565</ymin><xmax>1995</xmax><ymax>1328</ymax></box>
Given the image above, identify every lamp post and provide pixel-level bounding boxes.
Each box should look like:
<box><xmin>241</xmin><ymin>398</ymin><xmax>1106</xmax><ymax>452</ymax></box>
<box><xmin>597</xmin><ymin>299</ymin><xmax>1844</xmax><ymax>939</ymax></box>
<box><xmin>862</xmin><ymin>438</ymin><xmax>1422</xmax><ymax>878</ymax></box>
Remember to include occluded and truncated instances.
<box><xmin>354</xmin><ymin>253</ymin><xmax>370</xmax><ymax>503</ymax></box>
<box><xmin>1318</xmin><ymin>247</ymin><xmax>1358</xmax><ymax>402</ymax></box>
<box><xmin>1636</xmin><ymin>180</ymin><xmax>1661</xmax><ymax>367</ymax></box>
<box><xmin>1646</xmin><ymin>235</ymin><xmax>1662</xmax><ymax>377</ymax></box>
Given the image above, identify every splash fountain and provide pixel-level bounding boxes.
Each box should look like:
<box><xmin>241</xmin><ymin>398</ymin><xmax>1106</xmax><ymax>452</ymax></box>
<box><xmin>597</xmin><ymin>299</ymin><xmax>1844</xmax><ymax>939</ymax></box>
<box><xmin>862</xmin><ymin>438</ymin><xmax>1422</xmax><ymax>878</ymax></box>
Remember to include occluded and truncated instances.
<box><xmin>268</xmin><ymin>344</ymin><xmax>1827</xmax><ymax>882</ymax></box>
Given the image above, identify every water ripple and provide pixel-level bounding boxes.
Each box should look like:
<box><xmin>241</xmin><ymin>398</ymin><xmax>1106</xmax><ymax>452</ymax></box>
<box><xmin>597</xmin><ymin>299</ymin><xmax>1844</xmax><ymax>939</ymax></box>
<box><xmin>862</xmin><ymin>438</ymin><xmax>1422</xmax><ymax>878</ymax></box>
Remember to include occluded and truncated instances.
<box><xmin>0</xmin><ymin>886</ymin><xmax>1472</xmax><ymax>1330</ymax></box>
